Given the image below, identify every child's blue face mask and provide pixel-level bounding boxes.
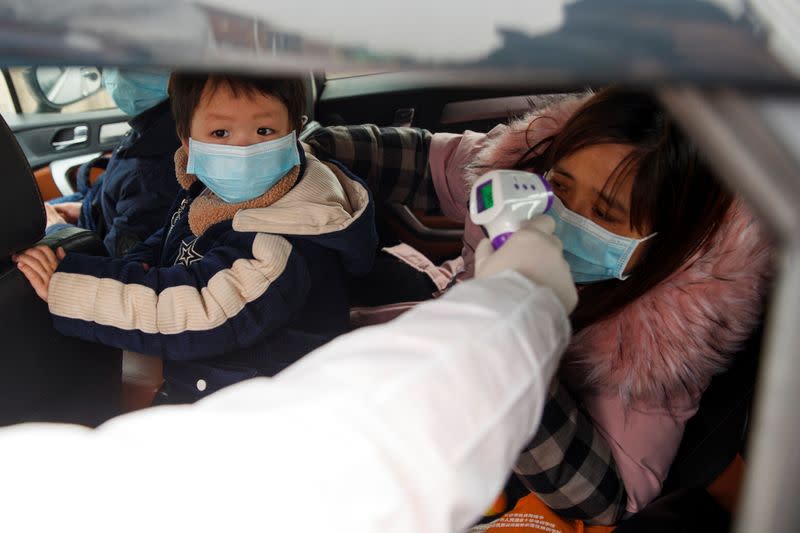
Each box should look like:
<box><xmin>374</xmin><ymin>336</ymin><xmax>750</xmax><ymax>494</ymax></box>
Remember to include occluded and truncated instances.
<box><xmin>549</xmin><ymin>195</ymin><xmax>655</xmax><ymax>284</ymax></box>
<box><xmin>186</xmin><ymin>131</ymin><xmax>300</xmax><ymax>204</ymax></box>
<box><xmin>102</xmin><ymin>68</ymin><xmax>169</xmax><ymax>117</ymax></box>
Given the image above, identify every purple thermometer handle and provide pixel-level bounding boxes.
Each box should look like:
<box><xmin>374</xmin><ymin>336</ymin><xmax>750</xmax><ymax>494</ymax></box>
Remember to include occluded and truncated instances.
<box><xmin>491</xmin><ymin>232</ymin><xmax>513</xmax><ymax>250</ymax></box>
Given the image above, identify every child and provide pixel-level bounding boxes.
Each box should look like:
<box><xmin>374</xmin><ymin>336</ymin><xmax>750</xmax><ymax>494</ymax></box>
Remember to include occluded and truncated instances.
<box><xmin>14</xmin><ymin>73</ymin><xmax>378</xmax><ymax>404</ymax></box>
<box><xmin>45</xmin><ymin>68</ymin><xmax>181</xmax><ymax>258</ymax></box>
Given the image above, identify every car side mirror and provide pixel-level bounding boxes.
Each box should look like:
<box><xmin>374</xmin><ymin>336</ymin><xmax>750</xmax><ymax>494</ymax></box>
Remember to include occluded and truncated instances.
<box><xmin>28</xmin><ymin>66</ymin><xmax>103</xmax><ymax>108</ymax></box>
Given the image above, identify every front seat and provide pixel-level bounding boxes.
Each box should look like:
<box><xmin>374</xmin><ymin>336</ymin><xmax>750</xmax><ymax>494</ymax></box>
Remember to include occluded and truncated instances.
<box><xmin>298</xmin><ymin>70</ymin><xmax>322</xmax><ymax>141</ymax></box>
<box><xmin>0</xmin><ymin>113</ymin><xmax>121</xmax><ymax>427</ymax></box>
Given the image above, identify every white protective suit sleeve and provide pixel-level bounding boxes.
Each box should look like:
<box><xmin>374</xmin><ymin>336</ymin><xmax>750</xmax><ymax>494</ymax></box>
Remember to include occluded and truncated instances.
<box><xmin>0</xmin><ymin>271</ymin><xmax>570</xmax><ymax>533</ymax></box>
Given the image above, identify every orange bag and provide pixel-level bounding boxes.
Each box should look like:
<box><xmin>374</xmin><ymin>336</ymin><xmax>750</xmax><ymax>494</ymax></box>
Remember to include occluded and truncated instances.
<box><xmin>478</xmin><ymin>493</ymin><xmax>616</xmax><ymax>533</ymax></box>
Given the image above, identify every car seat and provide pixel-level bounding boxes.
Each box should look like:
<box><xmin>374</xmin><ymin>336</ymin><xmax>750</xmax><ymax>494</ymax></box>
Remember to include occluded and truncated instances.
<box><xmin>0</xmin><ymin>113</ymin><xmax>122</xmax><ymax>427</ymax></box>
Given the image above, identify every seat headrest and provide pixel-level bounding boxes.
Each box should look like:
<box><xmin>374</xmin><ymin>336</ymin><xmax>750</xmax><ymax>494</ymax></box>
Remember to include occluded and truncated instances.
<box><xmin>304</xmin><ymin>72</ymin><xmax>316</xmax><ymax>122</ymax></box>
<box><xmin>0</xmin><ymin>114</ymin><xmax>44</xmax><ymax>258</ymax></box>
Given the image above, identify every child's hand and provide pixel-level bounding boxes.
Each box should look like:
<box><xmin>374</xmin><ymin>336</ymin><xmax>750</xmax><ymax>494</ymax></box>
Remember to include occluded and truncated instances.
<box><xmin>44</xmin><ymin>203</ymin><xmax>67</xmax><ymax>228</ymax></box>
<box><xmin>53</xmin><ymin>202</ymin><xmax>82</xmax><ymax>224</ymax></box>
<box><xmin>12</xmin><ymin>246</ymin><xmax>66</xmax><ymax>302</ymax></box>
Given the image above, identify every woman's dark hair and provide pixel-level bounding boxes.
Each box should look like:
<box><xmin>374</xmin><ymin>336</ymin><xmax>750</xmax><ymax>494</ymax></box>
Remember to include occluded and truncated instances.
<box><xmin>515</xmin><ymin>87</ymin><xmax>733</xmax><ymax>330</ymax></box>
<box><xmin>168</xmin><ymin>73</ymin><xmax>306</xmax><ymax>139</ymax></box>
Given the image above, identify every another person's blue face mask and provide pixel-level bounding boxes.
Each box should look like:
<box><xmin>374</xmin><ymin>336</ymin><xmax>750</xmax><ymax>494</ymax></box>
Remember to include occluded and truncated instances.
<box><xmin>549</xmin><ymin>196</ymin><xmax>655</xmax><ymax>284</ymax></box>
<box><xmin>186</xmin><ymin>131</ymin><xmax>300</xmax><ymax>204</ymax></box>
<box><xmin>102</xmin><ymin>68</ymin><xmax>169</xmax><ymax>117</ymax></box>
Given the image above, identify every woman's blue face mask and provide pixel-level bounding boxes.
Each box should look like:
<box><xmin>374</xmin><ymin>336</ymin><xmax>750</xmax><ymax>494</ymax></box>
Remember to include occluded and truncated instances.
<box><xmin>102</xmin><ymin>68</ymin><xmax>169</xmax><ymax>117</ymax></box>
<box><xmin>549</xmin><ymin>196</ymin><xmax>656</xmax><ymax>284</ymax></box>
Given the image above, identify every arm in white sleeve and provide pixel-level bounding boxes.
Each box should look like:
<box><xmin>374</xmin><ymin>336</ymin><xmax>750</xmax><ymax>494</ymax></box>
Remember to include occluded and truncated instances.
<box><xmin>0</xmin><ymin>271</ymin><xmax>570</xmax><ymax>533</ymax></box>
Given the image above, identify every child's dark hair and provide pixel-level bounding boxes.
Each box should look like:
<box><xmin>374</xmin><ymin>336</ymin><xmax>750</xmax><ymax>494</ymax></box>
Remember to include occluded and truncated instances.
<box><xmin>168</xmin><ymin>73</ymin><xmax>306</xmax><ymax>139</ymax></box>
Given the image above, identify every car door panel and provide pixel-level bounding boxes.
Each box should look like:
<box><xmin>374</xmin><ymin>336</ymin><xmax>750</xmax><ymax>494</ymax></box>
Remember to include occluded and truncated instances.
<box><xmin>319</xmin><ymin>72</ymin><xmax>573</xmax><ymax>131</ymax></box>
<box><xmin>32</xmin><ymin>165</ymin><xmax>62</xmax><ymax>201</ymax></box>
<box><xmin>47</xmin><ymin>151</ymin><xmax>104</xmax><ymax>196</ymax></box>
<box><xmin>6</xmin><ymin>109</ymin><xmax>129</xmax><ymax>198</ymax></box>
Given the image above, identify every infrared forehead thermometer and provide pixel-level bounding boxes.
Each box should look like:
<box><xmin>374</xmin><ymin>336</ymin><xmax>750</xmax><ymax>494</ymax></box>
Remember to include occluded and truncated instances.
<box><xmin>469</xmin><ymin>169</ymin><xmax>554</xmax><ymax>249</ymax></box>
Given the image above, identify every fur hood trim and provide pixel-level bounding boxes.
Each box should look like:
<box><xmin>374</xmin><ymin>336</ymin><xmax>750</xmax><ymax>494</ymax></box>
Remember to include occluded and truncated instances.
<box><xmin>467</xmin><ymin>93</ymin><xmax>773</xmax><ymax>405</ymax></box>
<box><xmin>461</xmin><ymin>92</ymin><xmax>592</xmax><ymax>187</ymax></box>
<box><xmin>565</xmin><ymin>199</ymin><xmax>771</xmax><ymax>405</ymax></box>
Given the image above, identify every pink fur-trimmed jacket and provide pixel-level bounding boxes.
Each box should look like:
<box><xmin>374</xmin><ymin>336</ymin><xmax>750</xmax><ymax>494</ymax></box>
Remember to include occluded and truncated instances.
<box><xmin>428</xmin><ymin>94</ymin><xmax>773</xmax><ymax>512</ymax></box>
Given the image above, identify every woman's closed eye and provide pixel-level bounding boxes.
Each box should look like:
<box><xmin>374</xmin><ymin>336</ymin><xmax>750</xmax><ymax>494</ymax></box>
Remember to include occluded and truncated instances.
<box><xmin>550</xmin><ymin>179</ymin><xmax>569</xmax><ymax>193</ymax></box>
<box><xmin>592</xmin><ymin>205</ymin><xmax>620</xmax><ymax>224</ymax></box>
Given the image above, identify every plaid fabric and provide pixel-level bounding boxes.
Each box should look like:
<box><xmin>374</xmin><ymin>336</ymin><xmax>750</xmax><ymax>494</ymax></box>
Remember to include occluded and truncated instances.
<box><xmin>307</xmin><ymin>123</ymin><xmax>628</xmax><ymax>525</ymax></box>
<box><xmin>514</xmin><ymin>379</ymin><xmax>628</xmax><ymax>525</ymax></box>
<box><xmin>305</xmin><ymin>124</ymin><xmax>439</xmax><ymax>210</ymax></box>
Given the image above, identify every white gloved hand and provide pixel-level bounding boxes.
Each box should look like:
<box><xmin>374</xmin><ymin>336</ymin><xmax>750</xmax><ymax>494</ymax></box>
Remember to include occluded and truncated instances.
<box><xmin>474</xmin><ymin>215</ymin><xmax>578</xmax><ymax>313</ymax></box>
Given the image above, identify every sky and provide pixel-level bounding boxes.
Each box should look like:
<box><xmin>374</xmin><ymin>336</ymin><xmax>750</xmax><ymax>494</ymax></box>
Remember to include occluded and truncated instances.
<box><xmin>188</xmin><ymin>0</ymin><xmax>756</xmax><ymax>63</ymax></box>
<box><xmin>192</xmin><ymin>0</ymin><xmax>569</xmax><ymax>62</ymax></box>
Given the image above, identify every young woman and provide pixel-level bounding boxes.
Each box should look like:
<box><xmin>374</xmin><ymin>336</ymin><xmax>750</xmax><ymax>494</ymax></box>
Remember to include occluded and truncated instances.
<box><xmin>306</xmin><ymin>88</ymin><xmax>772</xmax><ymax>524</ymax></box>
